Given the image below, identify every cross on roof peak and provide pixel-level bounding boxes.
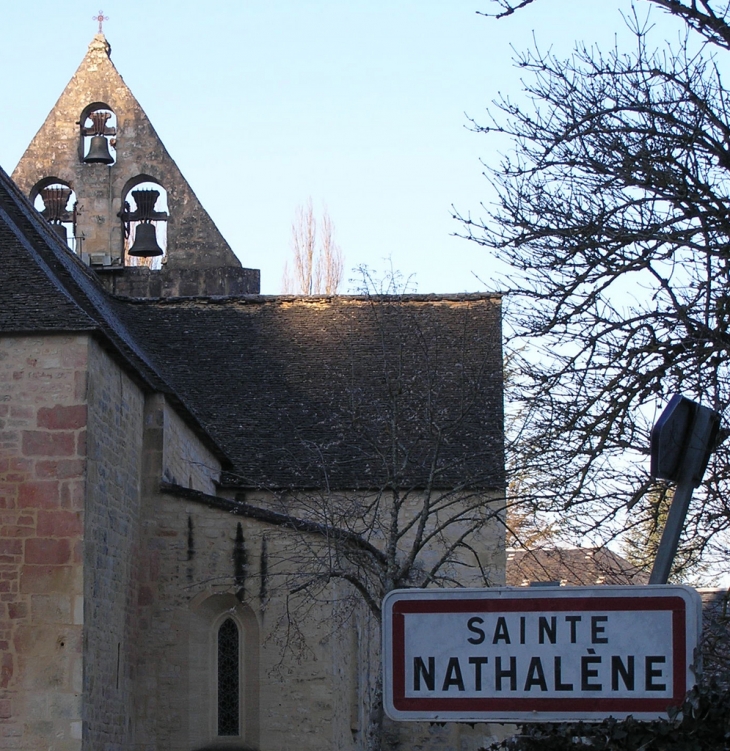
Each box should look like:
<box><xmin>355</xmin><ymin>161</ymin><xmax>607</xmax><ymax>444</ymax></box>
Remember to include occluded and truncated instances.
<box><xmin>92</xmin><ymin>10</ymin><xmax>108</xmax><ymax>34</ymax></box>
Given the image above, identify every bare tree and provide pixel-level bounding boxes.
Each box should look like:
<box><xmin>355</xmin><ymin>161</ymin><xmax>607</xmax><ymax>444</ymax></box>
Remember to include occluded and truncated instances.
<box><xmin>483</xmin><ymin>0</ymin><xmax>730</xmax><ymax>44</ymax></box>
<box><xmin>457</xmin><ymin>5</ymin><xmax>730</xmax><ymax>576</ymax></box>
<box><xmin>282</xmin><ymin>199</ymin><xmax>344</xmax><ymax>294</ymax></box>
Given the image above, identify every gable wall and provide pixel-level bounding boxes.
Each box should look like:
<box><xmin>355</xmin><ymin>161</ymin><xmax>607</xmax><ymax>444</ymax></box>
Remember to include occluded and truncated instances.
<box><xmin>11</xmin><ymin>35</ymin><xmax>247</xmax><ymax>274</ymax></box>
<box><xmin>0</xmin><ymin>334</ymin><xmax>88</xmax><ymax>751</ymax></box>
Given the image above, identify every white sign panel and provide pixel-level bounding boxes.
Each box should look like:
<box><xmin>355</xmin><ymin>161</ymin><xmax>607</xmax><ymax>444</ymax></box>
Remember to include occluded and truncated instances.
<box><xmin>383</xmin><ymin>586</ymin><xmax>701</xmax><ymax>722</ymax></box>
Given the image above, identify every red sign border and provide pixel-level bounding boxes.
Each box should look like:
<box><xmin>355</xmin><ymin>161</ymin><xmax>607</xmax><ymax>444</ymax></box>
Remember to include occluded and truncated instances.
<box><xmin>390</xmin><ymin>595</ymin><xmax>687</xmax><ymax>714</ymax></box>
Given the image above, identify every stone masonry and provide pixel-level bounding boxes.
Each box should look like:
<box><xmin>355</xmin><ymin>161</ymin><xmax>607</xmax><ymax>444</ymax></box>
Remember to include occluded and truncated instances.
<box><xmin>82</xmin><ymin>338</ymin><xmax>146</xmax><ymax>750</ymax></box>
<box><xmin>0</xmin><ymin>335</ymin><xmax>88</xmax><ymax>751</ymax></box>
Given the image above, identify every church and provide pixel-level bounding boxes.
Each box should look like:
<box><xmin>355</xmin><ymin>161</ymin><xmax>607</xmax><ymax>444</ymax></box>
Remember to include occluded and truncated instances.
<box><xmin>0</xmin><ymin>32</ymin><xmax>505</xmax><ymax>751</ymax></box>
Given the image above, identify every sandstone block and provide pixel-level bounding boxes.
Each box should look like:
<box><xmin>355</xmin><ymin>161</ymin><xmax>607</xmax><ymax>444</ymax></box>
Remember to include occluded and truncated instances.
<box><xmin>22</xmin><ymin>432</ymin><xmax>75</xmax><ymax>457</ymax></box>
<box><xmin>36</xmin><ymin>406</ymin><xmax>87</xmax><ymax>431</ymax></box>
<box><xmin>20</xmin><ymin>565</ymin><xmax>78</xmax><ymax>595</ymax></box>
<box><xmin>25</xmin><ymin>539</ymin><xmax>71</xmax><ymax>565</ymax></box>
<box><xmin>35</xmin><ymin>459</ymin><xmax>85</xmax><ymax>480</ymax></box>
<box><xmin>31</xmin><ymin>594</ymin><xmax>72</xmax><ymax>623</ymax></box>
<box><xmin>1</xmin><ymin>652</ymin><xmax>13</xmax><ymax>688</ymax></box>
<box><xmin>76</xmin><ymin>430</ymin><xmax>86</xmax><ymax>457</ymax></box>
<box><xmin>18</xmin><ymin>481</ymin><xmax>59</xmax><ymax>509</ymax></box>
<box><xmin>0</xmin><ymin>540</ymin><xmax>22</xmax><ymax>557</ymax></box>
<box><xmin>7</xmin><ymin>602</ymin><xmax>28</xmax><ymax>619</ymax></box>
<box><xmin>36</xmin><ymin>510</ymin><xmax>83</xmax><ymax>538</ymax></box>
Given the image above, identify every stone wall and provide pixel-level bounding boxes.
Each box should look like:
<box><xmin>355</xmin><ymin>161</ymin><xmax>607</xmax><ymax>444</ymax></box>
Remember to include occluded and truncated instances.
<box><xmin>136</xmin><ymin>494</ymin><xmax>327</xmax><ymax>751</ymax></box>
<box><xmin>139</xmin><ymin>484</ymin><xmax>505</xmax><ymax>751</ymax></box>
<box><xmin>0</xmin><ymin>335</ymin><xmax>506</xmax><ymax>751</ymax></box>
<box><xmin>0</xmin><ymin>335</ymin><xmax>88</xmax><ymax>751</ymax></box>
<box><xmin>97</xmin><ymin>267</ymin><xmax>261</xmax><ymax>298</ymax></box>
<box><xmin>83</xmin><ymin>339</ymin><xmax>146</xmax><ymax>751</ymax></box>
<box><xmin>127</xmin><ymin>395</ymin><xmax>227</xmax><ymax>751</ymax></box>
<box><xmin>160</xmin><ymin>399</ymin><xmax>220</xmax><ymax>497</ymax></box>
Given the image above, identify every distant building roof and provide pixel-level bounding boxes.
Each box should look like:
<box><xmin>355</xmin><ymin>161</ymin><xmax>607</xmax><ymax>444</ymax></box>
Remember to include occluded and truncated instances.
<box><xmin>506</xmin><ymin>546</ymin><xmax>650</xmax><ymax>586</ymax></box>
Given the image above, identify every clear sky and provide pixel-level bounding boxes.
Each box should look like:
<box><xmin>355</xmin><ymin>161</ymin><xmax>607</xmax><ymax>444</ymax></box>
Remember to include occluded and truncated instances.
<box><xmin>0</xmin><ymin>0</ymin><xmax>683</xmax><ymax>294</ymax></box>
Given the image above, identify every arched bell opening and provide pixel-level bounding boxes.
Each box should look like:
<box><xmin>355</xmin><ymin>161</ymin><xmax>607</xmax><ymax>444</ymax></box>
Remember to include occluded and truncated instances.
<box><xmin>31</xmin><ymin>178</ymin><xmax>78</xmax><ymax>253</ymax></box>
<box><xmin>79</xmin><ymin>102</ymin><xmax>117</xmax><ymax>165</ymax></box>
<box><xmin>119</xmin><ymin>177</ymin><xmax>169</xmax><ymax>270</ymax></box>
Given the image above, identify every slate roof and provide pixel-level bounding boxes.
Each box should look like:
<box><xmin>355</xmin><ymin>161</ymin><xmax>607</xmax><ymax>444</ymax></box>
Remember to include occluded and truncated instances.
<box><xmin>0</xmin><ymin>165</ymin><xmax>156</xmax><ymax>366</ymax></box>
<box><xmin>1</xmin><ymin>163</ymin><xmax>504</xmax><ymax>490</ymax></box>
<box><xmin>0</xmin><ymin>176</ymin><xmax>96</xmax><ymax>333</ymax></box>
<box><xmin>118</xmin><ymin>295</ymin><xmax>504</xmax><ymax>490</ymax></box>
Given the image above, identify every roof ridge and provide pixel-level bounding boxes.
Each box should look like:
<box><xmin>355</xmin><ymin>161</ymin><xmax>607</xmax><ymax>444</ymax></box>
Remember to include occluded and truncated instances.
<box><xmin>113</xmin><ymin>292</ymin><xmax>504</xmax><ymax>306</ymax></box>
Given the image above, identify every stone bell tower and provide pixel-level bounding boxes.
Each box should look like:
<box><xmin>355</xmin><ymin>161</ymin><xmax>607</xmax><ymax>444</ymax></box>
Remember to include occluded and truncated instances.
<box><xmin>12</xmin><ymin>33</ymin><xmax>259</xmax><ymax>297</ymax></box>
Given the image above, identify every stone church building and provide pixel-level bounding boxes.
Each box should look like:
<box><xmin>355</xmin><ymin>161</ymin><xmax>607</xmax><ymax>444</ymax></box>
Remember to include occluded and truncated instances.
<box><xmin>0</xmin><ymin>34</ymin><xmax>505</xmax><ymax>751</ymax></box>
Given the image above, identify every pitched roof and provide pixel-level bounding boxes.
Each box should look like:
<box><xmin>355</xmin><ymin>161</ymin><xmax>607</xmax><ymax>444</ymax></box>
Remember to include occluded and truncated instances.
<box><xmin>118</xmin><ymin>294</ymin><xmax>504</xmax><ymax>490</ymax></box>
<box><xmin>0</xmin><ymin>164</ymin><xmax>172</xmax><ymax>375</ymax></box>
<box><xmin>0</xmin><ymin>176</ymin><xmax>96</xmax><ymax>333</ymax></box>
<box><xmin>1</xmin><ymin>162</ymin><xmax>504</xmax><ymax>491</ymax></box>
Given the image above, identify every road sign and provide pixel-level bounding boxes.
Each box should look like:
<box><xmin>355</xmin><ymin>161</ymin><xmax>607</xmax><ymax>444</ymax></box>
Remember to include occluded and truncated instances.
<box><xmin>383</xmin><ymin>586</ymin><xmax>701</xmax><ymax>723</ymax></box>
<box><xmin>650</xmin><ymin>394</ymin><xmax>720</xmax><ymax>485</ymax></box>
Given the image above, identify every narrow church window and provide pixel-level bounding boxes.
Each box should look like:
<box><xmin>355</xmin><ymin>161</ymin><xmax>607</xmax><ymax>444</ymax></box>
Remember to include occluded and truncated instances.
<box><xmin>79</xmin><ymin>104</ymin><xmax>117</xmax><ymax>165</ymax></box>
<box><xmin>32</xmin><ymin>181</ymin><xmax>77</xmax><ymax>252</ymax></box>
<box><xmin>217</xmin><ymin>617</ymin><xmax>240</xmax><ymax>736</ymax></box>
<box><xmin>120</xmin><ymin>180</ymin><xmax>169</xmax><ymax>270</ymax></box>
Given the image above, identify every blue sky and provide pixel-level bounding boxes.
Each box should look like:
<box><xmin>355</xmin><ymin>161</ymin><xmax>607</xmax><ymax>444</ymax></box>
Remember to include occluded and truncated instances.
<box><xmin>0</xmin><ymin>1</ymin><xmax>682</xmax><ymax>293</ymax></box>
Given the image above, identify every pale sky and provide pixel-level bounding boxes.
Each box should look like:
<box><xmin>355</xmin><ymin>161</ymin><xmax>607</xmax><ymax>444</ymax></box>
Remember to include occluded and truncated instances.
<box><xmin>0</xmin><ymin>0</ymin><xmax>684</xmax><ymax>294</ymax></box>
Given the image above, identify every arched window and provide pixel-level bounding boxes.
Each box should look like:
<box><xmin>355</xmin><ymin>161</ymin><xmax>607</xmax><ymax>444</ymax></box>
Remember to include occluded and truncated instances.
<box><xmin>188</xmin><ymin>594</ymin><xmax>259</xmax><ymax>750</ymax></box>
<box><xmin>79</xmin><ymin>103</ymin><xmax>117</xmax><ymax>165</ymax></box>
<box><xmin>217</xmin><ymin>617</ymin><xmax>240</xmax><ymax>736</ymax></box>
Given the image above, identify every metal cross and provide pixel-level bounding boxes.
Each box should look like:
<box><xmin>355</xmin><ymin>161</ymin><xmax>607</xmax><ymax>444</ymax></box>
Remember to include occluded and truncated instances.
<box><xmin>93</xmin><ymin>10</ymin><xmax>109</xmax><ymax>34</ymax></box>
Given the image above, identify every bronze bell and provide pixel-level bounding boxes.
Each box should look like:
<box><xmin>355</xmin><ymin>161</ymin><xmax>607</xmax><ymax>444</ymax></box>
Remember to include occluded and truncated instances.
<box><xmin>84</xmin><ymin>135</ymin><xmax>114</xmax><ymax>164</ymax></box>
<box><xmin>128</xmin><ymin>223</ymin><xmax>163</xmax><ymax>257</ymax></box>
